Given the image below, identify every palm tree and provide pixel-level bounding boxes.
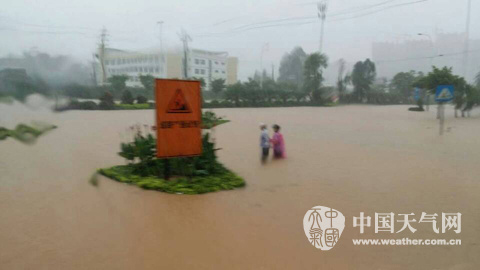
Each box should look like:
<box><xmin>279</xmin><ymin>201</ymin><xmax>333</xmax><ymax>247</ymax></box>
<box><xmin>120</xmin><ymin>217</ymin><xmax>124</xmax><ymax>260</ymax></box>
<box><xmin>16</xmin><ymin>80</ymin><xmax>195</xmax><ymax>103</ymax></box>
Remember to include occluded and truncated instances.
<box><xmin>303</xmin><ymin>53</ymin><xmax>328</xmax><ymax>103</ymax></box>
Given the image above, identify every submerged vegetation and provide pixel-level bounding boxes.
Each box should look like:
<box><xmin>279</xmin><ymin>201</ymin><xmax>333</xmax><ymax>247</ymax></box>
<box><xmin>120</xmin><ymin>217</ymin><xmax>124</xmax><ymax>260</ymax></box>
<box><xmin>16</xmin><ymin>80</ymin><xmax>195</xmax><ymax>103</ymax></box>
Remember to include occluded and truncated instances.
<box><xmin>98</xmin><ymin>112</ymin><xmax>244</xmax><ymax>194</ymax></box>
<box><xmin>0</xmin><ymin>122</ymin><xmax>57</xmax><ymax>144</ymax></box>
<box><xmin>99</xmin><ymin>162</ymin><xmax>244</xmax><ymax>194</ymax></box>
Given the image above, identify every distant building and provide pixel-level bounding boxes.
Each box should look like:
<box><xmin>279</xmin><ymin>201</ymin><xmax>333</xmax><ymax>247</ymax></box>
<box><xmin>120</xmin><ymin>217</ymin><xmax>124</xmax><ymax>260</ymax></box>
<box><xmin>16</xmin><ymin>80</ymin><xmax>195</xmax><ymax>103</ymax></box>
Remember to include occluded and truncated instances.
<box><xmin>97</xmin><ymin>47</ymin><xmax>238</xmax><ymax>89</ymax></box>
<box><xmin>372</xmin><ymin>32</ymin><xmax>480</xmax><ymax>82</ymax></box>
<box><xmin>97</xmin><ymin>48</ymin><xmax>167</xmax><ymax>87</ymax></box>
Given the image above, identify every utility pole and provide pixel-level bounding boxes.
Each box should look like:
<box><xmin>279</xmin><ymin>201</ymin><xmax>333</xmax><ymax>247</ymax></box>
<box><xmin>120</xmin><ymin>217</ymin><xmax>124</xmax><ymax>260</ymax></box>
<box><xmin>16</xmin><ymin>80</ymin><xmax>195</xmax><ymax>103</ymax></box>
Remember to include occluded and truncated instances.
<box><xmin>462</xmin><ymin>0</ymin><xmax>472</xmax><ymax>79</ymax></box>
<box><xmin>317</xmin><ymin>1</ymin><xmax>328</xmax><ymax>54</ymax></box>
<box><xmin>98</xmin><ymin>27</ymin><xmax>108</xmax><ymax>85</ymax></box>
<box><xmin>91</xmin><ymin>54</ymin><xmax>98</xmax><ymax>86</ymax></box>
<box><xmin>178</xmin><ymin>29</ymin><xmax>191</xmax><ymax>79</ymax></box>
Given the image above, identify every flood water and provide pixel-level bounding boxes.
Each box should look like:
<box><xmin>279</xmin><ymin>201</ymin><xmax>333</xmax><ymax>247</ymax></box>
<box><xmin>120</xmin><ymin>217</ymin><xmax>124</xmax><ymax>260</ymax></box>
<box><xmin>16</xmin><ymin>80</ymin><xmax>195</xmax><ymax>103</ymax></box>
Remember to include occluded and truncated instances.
<box><xmin>1</xmin><ymin>102</ymin><xmax>479</xmax><ymax>269</ymax></box>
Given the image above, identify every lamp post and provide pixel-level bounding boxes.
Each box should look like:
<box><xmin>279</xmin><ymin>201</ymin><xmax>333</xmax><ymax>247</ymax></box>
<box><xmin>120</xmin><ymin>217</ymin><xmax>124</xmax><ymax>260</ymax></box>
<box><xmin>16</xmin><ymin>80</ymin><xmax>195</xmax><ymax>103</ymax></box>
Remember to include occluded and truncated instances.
<box><xmin>418</xmin><ymin>33</ymin><xmax>436</xmax><ymax>112</ymax></box>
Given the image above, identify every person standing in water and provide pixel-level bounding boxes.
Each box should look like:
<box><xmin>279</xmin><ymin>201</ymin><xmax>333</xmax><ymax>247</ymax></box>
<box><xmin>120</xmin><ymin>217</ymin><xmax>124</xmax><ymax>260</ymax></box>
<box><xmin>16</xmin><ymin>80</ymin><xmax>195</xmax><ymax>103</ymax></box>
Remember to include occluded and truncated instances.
<box><xmin>260</xmin><ymin>123</ymin><xmax>270</xmax><ymax>163</ymax></box>
<box><xmin>270</xmin><ymin>124</ymin><xmax>286</xmax><ymax>158</ymax></box>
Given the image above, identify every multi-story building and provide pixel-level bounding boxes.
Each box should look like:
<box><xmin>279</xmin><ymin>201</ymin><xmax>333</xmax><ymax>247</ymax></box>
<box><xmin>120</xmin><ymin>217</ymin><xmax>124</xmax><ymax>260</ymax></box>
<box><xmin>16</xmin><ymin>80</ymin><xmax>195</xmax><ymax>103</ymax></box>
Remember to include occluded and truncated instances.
<box><xmin>372</xmin><ymin>32</ymin><xmax>480</xmax><ymax>82</ymax></box>
<box><xmin>97</xmin><ymin>48</ymin><xmax>167</xmax><ymax>87</ymax></box>
<box><xmin>97</xmin><ymin>47</ymin><xmax>238</xmax><ymax>89</ymax></box>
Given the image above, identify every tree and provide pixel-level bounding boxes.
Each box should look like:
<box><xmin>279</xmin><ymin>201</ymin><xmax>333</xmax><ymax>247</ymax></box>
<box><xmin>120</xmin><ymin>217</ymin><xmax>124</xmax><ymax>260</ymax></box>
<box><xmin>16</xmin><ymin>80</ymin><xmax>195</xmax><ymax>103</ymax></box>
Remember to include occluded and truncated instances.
<box><xmin>475</xmin><ymin>71</ymin><xmax>480</xmax><ymax>88</ymax></box>
<box><xmin>278</xmin><ymin>47</ymin><xmax>307</xmax><ymax>87</ymax></box>
<box><xmin>262</xmin><ymin>78</ymin><xmax>277</xmax><ymax>103</ymax></box>
<box><xmin>242</xmin><ymin>78</ymin><xmax>262</xmax><ymax>106</ymax></box>
<box><xmin>99</xmin><ymin>91</ymin><xmax>115</xmax><ymax>109</ymax></box>
<box><xmin>390</xmin><ymin>71</ymin><xmax>418</xmax><ymax>102</ymax></box>
<box><xmin>139</xmin><ymin>74</ymin><xmax>154</xmax><ymax>91</ymax></box>
<box><xmin>136</xmin><ymin>95</ymin><xmax>148</xmax><ymax>104</ymax></box>
<box><xmin>415</xmin><ymin>66</ymin><xmax>468</xmax><ymax>117</ymax></box>
<box><xmin>351</xmin><ymin>59</ymin><xmax>376</xmax><ymax>102</ymax></box>
<box><xmin>303</xmin><ymin>53</ymin><xmax>328</xmax><ymax>104</ymax></box>
<box><xmin>336</xmin><ymin>59</ymin><xmax>350</xmax><ymax>101</ymax></box>
<box><xmin>108</xmin><ymin>75</ymin><xmax>128</xmax><ymax>92</ymax></box>
<box><xmin>0</xmin><ymin>68</ymin><xmax>50</xmax><ymax>102</ymax></box>
<box><xmin>121</xmin><ymin>90</ymin><xmax>134</xmax><ymax>105</ymax></box>
<box><xmin>211</xmin><ymin>78</ymin><xmax>226</xmax><ymax>96</ymax></box>
<box><xmin>225</xmin><ymin>82</ymin><xmax>244</xmax><ymax>107</ymax></box>
<box><xmin>276</xmin><ymin>82</ymin><xmax>294</xmax><ymax>105</ymax></box>
<box><xmin>64</xmin><ymin>83</ymin><xmax>92</xmax><ymax>99</ymax></box>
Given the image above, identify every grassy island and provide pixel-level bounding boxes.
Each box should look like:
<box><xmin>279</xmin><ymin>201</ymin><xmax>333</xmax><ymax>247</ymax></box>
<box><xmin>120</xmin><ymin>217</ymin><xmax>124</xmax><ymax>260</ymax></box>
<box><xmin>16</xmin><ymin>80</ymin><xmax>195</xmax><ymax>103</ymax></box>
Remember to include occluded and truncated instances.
<box><xmin>97</xmin><ymin>111</ymin><xmax>244</xmax><ymax>194</ymax></box>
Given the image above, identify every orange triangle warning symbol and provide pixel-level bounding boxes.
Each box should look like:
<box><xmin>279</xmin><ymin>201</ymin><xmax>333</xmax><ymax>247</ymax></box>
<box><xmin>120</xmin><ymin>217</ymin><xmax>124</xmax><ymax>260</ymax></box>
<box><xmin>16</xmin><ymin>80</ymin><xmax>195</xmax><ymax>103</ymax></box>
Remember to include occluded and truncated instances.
<box><xmin>167</xmin><ymin>89</ymin><xmax>191</xmax><ymax>113</ymax></box>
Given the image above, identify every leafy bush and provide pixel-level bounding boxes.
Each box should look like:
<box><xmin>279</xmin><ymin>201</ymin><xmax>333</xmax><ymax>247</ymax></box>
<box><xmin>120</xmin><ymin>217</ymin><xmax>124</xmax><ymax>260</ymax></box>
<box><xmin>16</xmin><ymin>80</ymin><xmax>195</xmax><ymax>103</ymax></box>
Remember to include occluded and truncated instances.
<box><xmin>121</xmin><ymin>90</ymin><xmax>134</xmax><ymax>105</ymax></box>
<box><xmin>136</xmin><ymin>95</ymin><xmax>148</xmax><ymax>104</ymax></box>
<box><xmin>99</xmin><ymin>91</ymin><xmax>115</xmax><ymax>109</ymax></box>
<box><xmin>101</xmin><ymin>117</ymin><xmax>244</xmax><ymax>194</ymax></box>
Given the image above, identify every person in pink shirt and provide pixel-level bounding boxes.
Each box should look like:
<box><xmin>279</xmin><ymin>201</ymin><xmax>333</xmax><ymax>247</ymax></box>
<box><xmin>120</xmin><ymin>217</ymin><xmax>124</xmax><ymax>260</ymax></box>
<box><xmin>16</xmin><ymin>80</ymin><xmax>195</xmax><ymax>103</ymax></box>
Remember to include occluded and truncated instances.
<box><xmin>270</xmin><ymin>124</ymin><xmax>286</xmax><ymax>159</ymax></box>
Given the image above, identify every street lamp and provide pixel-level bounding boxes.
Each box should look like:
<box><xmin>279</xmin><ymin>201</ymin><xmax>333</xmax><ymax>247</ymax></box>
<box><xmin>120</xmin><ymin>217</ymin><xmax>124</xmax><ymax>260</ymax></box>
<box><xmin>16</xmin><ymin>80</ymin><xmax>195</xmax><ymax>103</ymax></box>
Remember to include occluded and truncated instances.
<box><xmin>418</xmin><ymin>33</ymin><xmax>436</xmax><ymax>112</ymax></box>
<box><xmin>417</xmin><ymin>33</ymin><xmax>436</xmax><ymax>65</ymax></box>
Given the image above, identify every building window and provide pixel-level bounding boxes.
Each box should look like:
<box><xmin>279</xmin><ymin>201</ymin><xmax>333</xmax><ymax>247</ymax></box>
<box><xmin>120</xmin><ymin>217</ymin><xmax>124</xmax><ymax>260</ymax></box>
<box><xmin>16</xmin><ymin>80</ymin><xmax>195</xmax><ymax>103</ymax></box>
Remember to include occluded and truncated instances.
<box><xmin>195</xmin><ymin>59</ymin><xmax>199</xmax><ymax>65</ymax></box>
<box><xmin>222</xmin><ymin>71</ymin><xmax>225</xmax><ymax>74</ymax></box>
<box><xmin>215</xmin><ymin>70</ymin><xmax>218</xmax><ymax>73</ymax></box>
<box><xmin>195</xmin><ymin>68</ymin><xmax>199</xmax><ymax>75</ymax></box>
<box><xmin>221</xmin><ymin>62</ymin><xmax>225</xmax><ymax>65</ymax></box>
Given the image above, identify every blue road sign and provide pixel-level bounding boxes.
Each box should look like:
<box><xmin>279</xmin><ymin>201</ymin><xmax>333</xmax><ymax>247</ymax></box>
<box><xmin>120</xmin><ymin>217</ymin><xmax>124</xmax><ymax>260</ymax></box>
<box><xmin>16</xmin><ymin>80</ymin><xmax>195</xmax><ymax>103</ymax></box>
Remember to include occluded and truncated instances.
<box><xmin>414</xmin><ymin>87</ymin><xmax>420</xmax><ymax>101</ymax></box>
<box><xmin>435</xmin><ymin>85</ymin><xmax>454</xmax><ymax>102</ymax></box>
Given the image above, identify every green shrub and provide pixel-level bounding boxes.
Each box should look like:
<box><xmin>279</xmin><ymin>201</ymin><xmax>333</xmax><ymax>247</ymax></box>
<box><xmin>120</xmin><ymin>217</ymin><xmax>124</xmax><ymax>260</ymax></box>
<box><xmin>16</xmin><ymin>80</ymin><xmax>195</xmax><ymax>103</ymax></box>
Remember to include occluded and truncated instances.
<box><xmin>121</xmin><ymin>90</ymin><xmax>134</xmax><ymax>105</ymax></box>
<box><xmin>136</xmin><ymin>95</ymin><xmax>148</xmax><ymax>104</ymax></box>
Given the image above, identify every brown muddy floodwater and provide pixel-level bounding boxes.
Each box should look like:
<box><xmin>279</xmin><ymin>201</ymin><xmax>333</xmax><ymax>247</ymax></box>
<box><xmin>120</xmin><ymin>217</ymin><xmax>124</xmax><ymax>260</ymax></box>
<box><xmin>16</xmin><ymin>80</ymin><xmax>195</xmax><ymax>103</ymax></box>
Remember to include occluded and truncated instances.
<box><xmin>1</xmin><ymin>102</ymin><xmax>480</xmax><ymax>269</ymax></box>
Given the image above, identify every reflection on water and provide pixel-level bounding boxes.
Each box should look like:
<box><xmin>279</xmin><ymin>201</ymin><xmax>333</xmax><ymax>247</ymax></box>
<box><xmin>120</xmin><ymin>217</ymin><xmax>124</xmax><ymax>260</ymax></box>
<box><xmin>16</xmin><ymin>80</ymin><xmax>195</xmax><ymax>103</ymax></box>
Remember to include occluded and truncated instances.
<box><xmin>1</xmin><ymin>103</ymin><xmax>479</xmax><ymax>269</ymax></box>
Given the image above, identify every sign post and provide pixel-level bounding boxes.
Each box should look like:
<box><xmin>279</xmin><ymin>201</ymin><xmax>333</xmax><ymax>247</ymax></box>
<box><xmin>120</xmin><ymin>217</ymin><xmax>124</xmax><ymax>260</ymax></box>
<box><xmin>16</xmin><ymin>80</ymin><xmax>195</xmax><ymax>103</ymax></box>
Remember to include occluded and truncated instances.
<box><xmin>435</xmin><ymin>85</ymin><xmax>454</xmax><ymax>136</ymax></box>
<box><xmin>413</xmin><ymin>87</ymin><xmax>420</xmax><ymax>102</ymax></box>
<box><xmin>155</xmin><ymin>79</ymin><xmax>202</xmax><ymax>179</ymax></box>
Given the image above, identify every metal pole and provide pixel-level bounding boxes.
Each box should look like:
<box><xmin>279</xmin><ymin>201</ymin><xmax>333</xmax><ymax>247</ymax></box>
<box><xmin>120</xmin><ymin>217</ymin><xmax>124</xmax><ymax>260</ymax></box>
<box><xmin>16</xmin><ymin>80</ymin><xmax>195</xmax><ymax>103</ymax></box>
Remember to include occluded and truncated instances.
<box><xmin>439</xmin><ymin>102</ymin><xmax>445</xmax><ymax>135</ymax></box>
<box><xmin>418</xmin><ymin>33</ymin><xmax>435</xmax><ymax>111</ymax></box>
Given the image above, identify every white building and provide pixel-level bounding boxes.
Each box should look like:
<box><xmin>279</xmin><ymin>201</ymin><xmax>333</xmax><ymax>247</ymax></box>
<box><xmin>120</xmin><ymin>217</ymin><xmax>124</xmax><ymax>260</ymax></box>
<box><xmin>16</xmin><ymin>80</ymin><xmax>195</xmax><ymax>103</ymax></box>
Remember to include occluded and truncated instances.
<box><xmin>97</xmin><ymin>48</ymin><xmax>166</xmax><ymax>87</ymax></box>
<box><xmin>96</xmin><ymin>47</ymin><xmax>238</xmax><ymax>89</ymax></box>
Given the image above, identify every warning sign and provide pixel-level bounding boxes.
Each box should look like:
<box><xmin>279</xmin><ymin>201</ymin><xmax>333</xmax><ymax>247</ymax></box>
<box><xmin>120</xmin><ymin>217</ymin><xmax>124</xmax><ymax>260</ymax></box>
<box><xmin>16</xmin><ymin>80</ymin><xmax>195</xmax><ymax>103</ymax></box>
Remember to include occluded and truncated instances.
<box><xmin>155</xmin><ymin>79</ymin><xmax>202</xmax><ymax>158</ymax></box>
<box><xmin>435</xmin><ymin>85</ymin><xmax>454</xmax><ymax>102</ymax></box>
<box><xmin>167</xmin><ymin>89</ymin><xmax>192</xmax><ymax>113</ymax></box>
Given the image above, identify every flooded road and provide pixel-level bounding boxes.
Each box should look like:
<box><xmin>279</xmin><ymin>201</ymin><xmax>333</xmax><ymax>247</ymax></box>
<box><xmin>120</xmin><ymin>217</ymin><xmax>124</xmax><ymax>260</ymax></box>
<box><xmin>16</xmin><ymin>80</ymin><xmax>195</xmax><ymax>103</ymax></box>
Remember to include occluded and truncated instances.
<box><xmin>1</xmin><ymin>103</ymin><xmax>479</xmax><ymax>269</ymax></box>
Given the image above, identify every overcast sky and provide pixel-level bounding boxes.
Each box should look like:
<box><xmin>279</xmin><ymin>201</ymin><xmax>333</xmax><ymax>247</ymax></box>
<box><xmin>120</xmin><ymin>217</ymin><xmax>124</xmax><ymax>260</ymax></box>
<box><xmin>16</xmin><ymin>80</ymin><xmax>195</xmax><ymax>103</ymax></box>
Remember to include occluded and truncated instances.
<box><xmin>1</xmin><ymin>0</ymin><xmax>478</xmax><ymax>80</ymax></box>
